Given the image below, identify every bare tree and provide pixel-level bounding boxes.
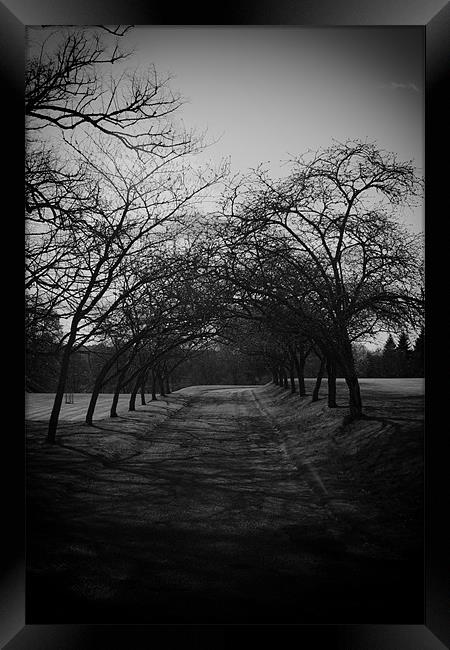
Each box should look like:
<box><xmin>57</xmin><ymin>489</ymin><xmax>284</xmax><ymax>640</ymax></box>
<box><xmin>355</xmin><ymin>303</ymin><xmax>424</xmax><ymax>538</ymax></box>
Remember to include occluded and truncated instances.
<box><xmin>221</xmin><ymin>140</ymin><xmax>424</xmax><ymax>418</ymax></box>
<box><xmin>25</xmin><ymin>27</ymin><xmax>229</xmax><ymax>443</ymax></box>
<box><xmin>25</xmin><ymin>25</ymin><xmax>199</xmax><ymax>306</ymax></box>
<box><xmin>26</xmin><ymin>26</ymin><xmax>194</xmax><ymax>156</ymax></box>
<box><xmin>83</xmin><ymin>236</ymin><xmax>226</xmax><ymax>425</ymax></box>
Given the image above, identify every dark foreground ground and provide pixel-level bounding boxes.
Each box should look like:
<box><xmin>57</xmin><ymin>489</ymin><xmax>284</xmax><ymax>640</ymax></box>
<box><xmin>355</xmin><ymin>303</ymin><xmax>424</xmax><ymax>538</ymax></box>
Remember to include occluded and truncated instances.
<box><xmin>26</xmin><ymin>381</ymin><xmax>424</xmax><ymax>624</ymax></box>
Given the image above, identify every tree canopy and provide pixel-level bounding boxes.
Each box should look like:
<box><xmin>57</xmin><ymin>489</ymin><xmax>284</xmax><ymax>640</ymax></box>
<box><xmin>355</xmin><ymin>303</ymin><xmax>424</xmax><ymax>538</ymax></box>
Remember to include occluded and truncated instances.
<box><xmin>25</xmin><ymin>27</ymin><xmax>424</xmax><ymax>440</ymax></box>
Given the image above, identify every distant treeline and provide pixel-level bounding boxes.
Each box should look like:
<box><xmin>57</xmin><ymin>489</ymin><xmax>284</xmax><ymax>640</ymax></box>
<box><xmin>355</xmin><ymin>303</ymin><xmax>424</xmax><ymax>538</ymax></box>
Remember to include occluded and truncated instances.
<box><xmin>26</xmin><ymin>328</ymin><xmax>424</xmax><ymax>394</ymax></box>
<box><xmin>355</xmin><ymin>330</ymin><xmax>424</xmax><ymax>379</ymax></box>
<box><xmin>266</xmin><ymin>329</ymin><xmax>424</xmax><ymax>381</ymax></box>
<box><xmin>25</xmin><ymin>343</ymin><xmax>270</xmax><ymax>393</ymax></box>
<box><xmin>26</xmin><ymin>344</ymin><xmax>121</xmax><ymax>393</ymax></box>
<box><xmin>317</xmin><ymin>329</ymin><xmax>424</xmax><ymax>379</ymax></box>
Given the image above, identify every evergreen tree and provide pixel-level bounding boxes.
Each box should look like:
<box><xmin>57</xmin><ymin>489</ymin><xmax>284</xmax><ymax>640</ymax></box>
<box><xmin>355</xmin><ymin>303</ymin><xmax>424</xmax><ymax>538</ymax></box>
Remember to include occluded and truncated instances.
<box><xmin>397</xmin><ymin>331</ymin><xmax>413</xmax><ymax>377</ymax></box>
<box><xmin>382</xmin><ymin>334</ymin><xmax>398</xmax><ymax>377</ymax></box>
<box><xmin>352</xmin><ymin>343</ymin><xmax>370</xmax><ymax>376</ymax></box>
<box><xmin>365</xmin><ymin>350</ymin><xmax>383</xmax><ymax>377</ymax></box>
<box><xmin>413</xmin><ymin>327</ymin><xmax>425</xmax><ymax>377</ymax></box>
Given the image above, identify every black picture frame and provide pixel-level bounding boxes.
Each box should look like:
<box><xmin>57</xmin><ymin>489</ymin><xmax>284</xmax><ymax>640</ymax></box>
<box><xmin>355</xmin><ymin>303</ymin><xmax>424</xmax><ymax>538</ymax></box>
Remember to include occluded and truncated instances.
<box><xmin>4</xmin><ymin>0</ymin><xmax>448</xmax><ymax>647</ymax></box>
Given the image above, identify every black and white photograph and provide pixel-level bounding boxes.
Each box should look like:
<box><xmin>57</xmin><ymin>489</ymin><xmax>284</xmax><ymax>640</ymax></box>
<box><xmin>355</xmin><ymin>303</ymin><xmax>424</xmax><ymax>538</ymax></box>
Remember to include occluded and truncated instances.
<box><xmin>21</xmin><ymin>19</ymin><xmax>434</xmax><ymax>636</ymax></box>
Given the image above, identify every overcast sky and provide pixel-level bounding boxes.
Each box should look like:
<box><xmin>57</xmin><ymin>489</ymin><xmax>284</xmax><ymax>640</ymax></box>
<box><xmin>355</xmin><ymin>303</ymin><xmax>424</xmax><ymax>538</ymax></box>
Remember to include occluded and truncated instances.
<box><xmin>121</xmin><ymin>26</ymin><xmax>424</xmax><ymax>231</ymax></box>
<box><xmin>27</xmin><ymin>25</ymin><xmax>424</xmax><ymax>231</ymax></box>
<box><xmin>27</xmin><ymin>25</ymin><xmax>424</xmax><ymax>347</ymax></box>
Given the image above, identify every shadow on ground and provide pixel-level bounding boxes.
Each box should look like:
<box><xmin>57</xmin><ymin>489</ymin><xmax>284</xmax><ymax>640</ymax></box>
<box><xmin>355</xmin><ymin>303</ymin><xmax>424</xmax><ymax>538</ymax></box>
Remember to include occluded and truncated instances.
<box><xmin>26</xmin><ymin>513</ymin><xmax>423</xmax><ymax>624</ymax></box>
<box><xmin>26</xmin><ymin>384</ymin><xmax>424</xmax><ymax>624</ymax></box>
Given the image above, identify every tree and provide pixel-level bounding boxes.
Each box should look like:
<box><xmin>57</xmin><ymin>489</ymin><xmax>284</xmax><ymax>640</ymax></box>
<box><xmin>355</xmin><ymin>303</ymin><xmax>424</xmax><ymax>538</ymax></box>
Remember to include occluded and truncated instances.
<box><xmin>25</xmin><ymin>26</ymin><xmax>227</xmax><ymax>443</ymax></box>
<box><xmin>83</xmin><ymin>236</ymin><xmax>226</xmax><ymax>425</ymax></box>
<box><xmin>412</xmin><ymin>327</ymin><xmax>425</xmax><ymax>377</ymax></box>
<box><xmin>25</xmin><ymin>26</ymin><xmax>193</xmax><ymax>157</ymax></box>
<box><xmin>223</xmin><ymin>139</ymin><xmax>424</xmax><ymax>418</ymax></box>
<box><xmin>396</xmin><ymin>331</ymin><xmax>413</xmax><ymax>377</ymax></box>
<box><xmin>25</xmin><ymin>26</ymin><xmax>196</xmax><ymax>310</ymax></box>
<box><xmin>363</xmin><ymin>349</ymin><xmax>383</xmax><ymax>378</ymax></box>
<box><xmin>25</xmin><ymin>297</ymin><xmax>62</xmax><ymax>391</ymax></box>
<box><xmin>381</xmin><ymin>334</ymin><xmax>398</xmax><ymax>377</ymax></box>
<box><xmin>217</xmin><ymin>218</ymin><xmax>325</xmax><ymax>400</ymax></box>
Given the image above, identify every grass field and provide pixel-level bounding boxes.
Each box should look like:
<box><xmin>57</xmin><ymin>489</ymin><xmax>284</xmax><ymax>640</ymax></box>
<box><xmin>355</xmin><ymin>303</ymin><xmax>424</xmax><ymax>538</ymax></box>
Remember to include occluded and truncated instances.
<box><xmin>25</xmin><ymin>392</ymin><xmax>152</xmax><ymax>422</ymax></box>
<box><xmin>25</xmin><ymin>378</ymin><xmax>424</xmax><ymax>422</ymax></box>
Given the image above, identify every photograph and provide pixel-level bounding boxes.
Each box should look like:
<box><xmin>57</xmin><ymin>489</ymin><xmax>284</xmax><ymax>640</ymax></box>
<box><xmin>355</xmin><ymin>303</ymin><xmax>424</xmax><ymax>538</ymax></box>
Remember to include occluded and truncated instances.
<box><xmin>1</xmin><ymin>2</ymin><xmax>443</xmax><ymax>646</ymax></box>
<box><xmin>24</xmin><ymin>24</ymin><xmax>426</xmax><ymax>626</ymax></box>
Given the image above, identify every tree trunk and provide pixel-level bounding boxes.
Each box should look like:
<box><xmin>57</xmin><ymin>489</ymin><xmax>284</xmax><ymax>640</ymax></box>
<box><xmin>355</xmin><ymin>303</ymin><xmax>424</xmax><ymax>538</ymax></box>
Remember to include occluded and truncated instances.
<box><xmin>289</xmin><ymin>361</ymin><xmax>296</xmax><ymax>393</ymax></box>
<box><xmin>312</xmin><ymin>356</ymin><xmax>326</xmax><ymax>402</ymax></box>
<box><xmin>86</xmin><ymin>341</ymin><xmax>147</xmax><ymax>424</ymax></box>
<box><xmin>345</xmin><ymin>374</ymin><xmax>363</xmax><ymax>419</ymax></box>
<box><xmin>340</xmin><ymin>335</ymin><xmax>364</xmax><ymax>419</ymax></box>
<box><xmin>129</xmin><ymin>390</ymin><xmax>137</xmax><ymax>411</ymax></box>
<box><xmin>282</xmin><ymin>367</ymin><xmax>288</xmax><ymax>389</ymax></box>
<box><xmin>298</xmin><ymin>360</ymin><xmax>306</xmax><ymax>396</ymax></box>
<box><xmin>110</xmin><ymin>380</ymin><xmax>121</xmax><ymax>418</ymax></box>
<box><xmin>326</xmin><ymin>356</ymin><xmax>337</xmax><ymax>408</ymax></box>
<box><xmin>293</xmin><ymin>349</ymin><xmax>306</xmax><ymax>397</ymax></box>
<box><xmin>86</xmin><ymin>348</ymin><xmax>132</xmax><ymax>425</ymax></box>
<box><xmin>129</xmin><ymin>373</ymin><xmax>143</xmax><ymax>411</ymax></box>
<box><xmin>47</xmin><ymin>329</ymin><xmax>78</xmax><ymax>443</ymax></box>
<box><xmin>47</xmin><ymin>345</ymin><xmax>72</xmax><ymax>443</ymax></box>
<box><xmin>151</xmin><ymin>369</ymin><xmax>157</xmax><ymax>401</ymax></box>
<box><xmin>165</xmin><ymin>375</ymin><xmax>171</xmax><ymax>395</ymax></box>
<box><xmin>110</xmin><ymin>389</ymin><xmax>120</xmax><ymax>418</ymax></box>
<box><xmin>139</xmin><ymin>369</ymin><xmax>148</xmax><ymax>405</ymax></box>
<box><xmin>86</xmin><ymin>374</ymin><xmax>104</xmax><ymax>425</ymax></box>
<box><xmin>158</xmin><ymin>372</ymin><xmax>166</xmax><ymax>397</ymax></box>
<box><xmin>111</xmin><ymin>366</ymin><xmax>129</xmax><ymax>418</ymax></box>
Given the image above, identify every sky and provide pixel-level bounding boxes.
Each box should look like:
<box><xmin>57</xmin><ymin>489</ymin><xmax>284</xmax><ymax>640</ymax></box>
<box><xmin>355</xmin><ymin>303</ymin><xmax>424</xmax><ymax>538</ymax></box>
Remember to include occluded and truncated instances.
<box><xmin>27</xmin><ymin>25</ymin><xmax>424</xmax><ymax>231</ymax></box>
<box><xmin>120</xmin><ymin>27</ymin><xmax>424</xmax><ymax>348</ymax></box>
<box><xmin>121</xmin><ymin>26</ymin><xmax>424</xmax><ymax>232</ymax></box>
<box><xmin>26</xmin><ymin>26</ymin><xmax>424</xmax><ymax>348</ymax></box>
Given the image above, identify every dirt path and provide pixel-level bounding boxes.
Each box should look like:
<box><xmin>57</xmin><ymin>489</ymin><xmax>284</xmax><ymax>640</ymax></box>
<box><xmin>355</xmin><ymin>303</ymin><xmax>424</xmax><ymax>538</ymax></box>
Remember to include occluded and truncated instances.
<box><xmin>111</xmin><ymin>387</ymin><xmax>317</xmax><ymax>531</ymax></box>
<box><xmin>27</xmin><ymin>385</ymin><xmax>422</xmax><ymax>624</ymax></box>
